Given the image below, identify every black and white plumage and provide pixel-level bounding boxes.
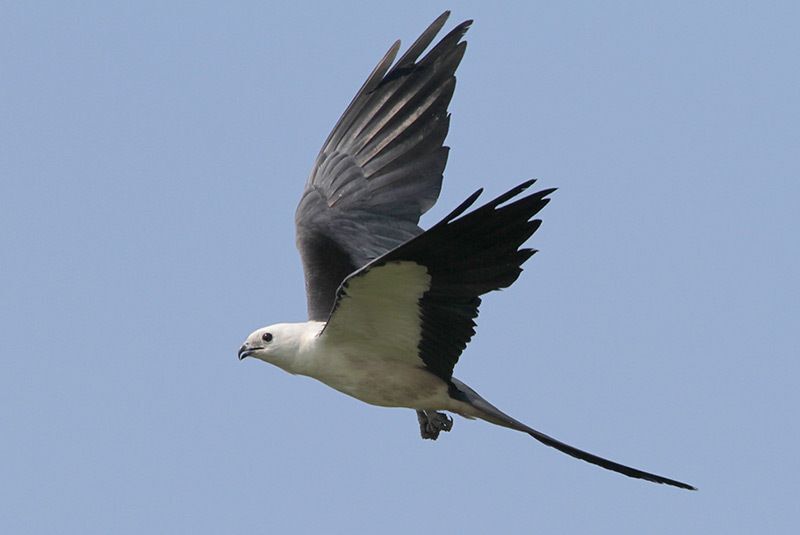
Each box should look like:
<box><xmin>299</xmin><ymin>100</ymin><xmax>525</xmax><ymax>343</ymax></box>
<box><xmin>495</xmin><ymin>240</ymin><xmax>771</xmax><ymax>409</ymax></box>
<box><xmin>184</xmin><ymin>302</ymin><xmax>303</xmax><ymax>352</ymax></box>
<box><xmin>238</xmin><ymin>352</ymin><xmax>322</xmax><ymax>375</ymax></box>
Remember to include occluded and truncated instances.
<box><xmin>239</xmin><ymin>12</ymin><xmax>695</xmax><ymax>491</ymax></box>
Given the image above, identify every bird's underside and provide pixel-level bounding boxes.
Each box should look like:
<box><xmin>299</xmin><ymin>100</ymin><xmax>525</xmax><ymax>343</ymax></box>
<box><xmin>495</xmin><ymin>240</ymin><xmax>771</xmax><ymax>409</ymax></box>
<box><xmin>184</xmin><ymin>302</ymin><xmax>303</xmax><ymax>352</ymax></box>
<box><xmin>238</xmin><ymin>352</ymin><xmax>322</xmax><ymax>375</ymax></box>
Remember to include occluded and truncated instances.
<box><xmin>306</xmin><ymin>333</ymin><xmax>697</xmax><ymax>491</ymax></box>
<box><xmin>239</xmin><ymin>11</ymin><xmax>696</xmax><ymax>491</ymax></box>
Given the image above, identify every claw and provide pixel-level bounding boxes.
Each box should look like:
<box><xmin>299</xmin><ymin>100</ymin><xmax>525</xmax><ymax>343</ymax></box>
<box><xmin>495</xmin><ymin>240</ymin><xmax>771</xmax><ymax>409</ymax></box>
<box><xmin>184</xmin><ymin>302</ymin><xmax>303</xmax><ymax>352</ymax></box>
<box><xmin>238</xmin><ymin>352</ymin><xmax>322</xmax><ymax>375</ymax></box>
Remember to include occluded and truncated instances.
<box><xmin>416</xmin><ymin>410</ymin><xmax>454</xmax><ymax>440</ymax></box>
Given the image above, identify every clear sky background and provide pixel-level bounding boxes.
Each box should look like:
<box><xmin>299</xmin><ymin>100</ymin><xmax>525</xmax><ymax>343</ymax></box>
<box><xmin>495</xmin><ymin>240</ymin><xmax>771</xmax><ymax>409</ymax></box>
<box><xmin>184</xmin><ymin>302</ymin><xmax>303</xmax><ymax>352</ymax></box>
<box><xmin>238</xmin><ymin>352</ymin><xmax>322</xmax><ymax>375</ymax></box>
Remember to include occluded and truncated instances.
<box><xmin>2</xmin><ymin>1</ymin><xmax>798</xmax><ymax>533</ymax></box>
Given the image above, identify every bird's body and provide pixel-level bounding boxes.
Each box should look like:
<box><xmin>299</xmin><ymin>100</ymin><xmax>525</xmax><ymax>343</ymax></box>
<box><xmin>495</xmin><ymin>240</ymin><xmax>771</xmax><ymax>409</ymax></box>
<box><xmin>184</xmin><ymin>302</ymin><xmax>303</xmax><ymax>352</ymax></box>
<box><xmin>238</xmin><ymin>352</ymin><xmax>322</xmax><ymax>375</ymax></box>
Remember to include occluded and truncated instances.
<box><xmin>270</xmin><ymin>320</ymin><xmax>458</xmax><ymax>411</ymax></box>
<box><xmin>238</xmin><ymin>11</ymin><xmax>696</xmax><ymax>491</ymax></box>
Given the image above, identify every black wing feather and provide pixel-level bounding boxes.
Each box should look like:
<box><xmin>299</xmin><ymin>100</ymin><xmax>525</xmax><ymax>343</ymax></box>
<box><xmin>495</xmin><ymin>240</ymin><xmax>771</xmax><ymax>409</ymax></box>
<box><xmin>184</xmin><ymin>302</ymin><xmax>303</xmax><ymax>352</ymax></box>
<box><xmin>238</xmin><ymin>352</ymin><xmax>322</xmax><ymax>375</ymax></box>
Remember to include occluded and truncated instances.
<box><xmin>330</xmin><ymin>181</ymin><xmax>555</xmax><ymax>381</ymax></box>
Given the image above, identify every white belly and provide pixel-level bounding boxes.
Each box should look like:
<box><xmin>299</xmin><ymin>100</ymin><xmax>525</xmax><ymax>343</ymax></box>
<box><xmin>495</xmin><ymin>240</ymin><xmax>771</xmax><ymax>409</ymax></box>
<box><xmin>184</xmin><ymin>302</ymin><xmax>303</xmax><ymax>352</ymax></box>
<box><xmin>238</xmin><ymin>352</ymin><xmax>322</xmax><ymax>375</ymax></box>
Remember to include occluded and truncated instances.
<box><xmin>303</xmin><ymin>347</ymin><xmax>455</xmax><ymax>410</ymax></box>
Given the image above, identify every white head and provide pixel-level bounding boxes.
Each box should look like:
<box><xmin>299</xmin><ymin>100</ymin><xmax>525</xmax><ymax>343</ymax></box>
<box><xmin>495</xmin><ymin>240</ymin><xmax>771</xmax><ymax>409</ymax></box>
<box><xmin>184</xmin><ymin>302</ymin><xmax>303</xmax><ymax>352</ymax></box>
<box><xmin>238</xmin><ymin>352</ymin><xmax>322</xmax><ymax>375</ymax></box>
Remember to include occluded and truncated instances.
<box><xmin>238</xmin><ymin>322</ymin><xmax>320</xmax><ymax>374</ymax></box>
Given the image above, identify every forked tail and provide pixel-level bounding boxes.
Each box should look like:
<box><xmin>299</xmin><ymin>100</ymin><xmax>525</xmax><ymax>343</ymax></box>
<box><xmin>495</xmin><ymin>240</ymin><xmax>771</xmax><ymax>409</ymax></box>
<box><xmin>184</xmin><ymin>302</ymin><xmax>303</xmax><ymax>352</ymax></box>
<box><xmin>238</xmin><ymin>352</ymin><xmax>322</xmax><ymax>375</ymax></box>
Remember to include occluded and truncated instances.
<box><xmin>450</xmin><ymin>378</ymin><xmax>696</xmax><ymax>490</ymax></box>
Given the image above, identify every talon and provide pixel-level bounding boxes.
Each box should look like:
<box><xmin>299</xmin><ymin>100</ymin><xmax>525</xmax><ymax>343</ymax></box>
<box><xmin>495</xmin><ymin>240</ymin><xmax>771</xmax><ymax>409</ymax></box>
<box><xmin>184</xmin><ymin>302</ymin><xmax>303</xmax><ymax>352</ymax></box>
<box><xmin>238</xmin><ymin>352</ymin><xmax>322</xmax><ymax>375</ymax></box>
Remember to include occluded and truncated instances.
<box><xmin>416</xmin><ymin>410</ymin><xmax>454</xmax><ymax>440</ymax></box>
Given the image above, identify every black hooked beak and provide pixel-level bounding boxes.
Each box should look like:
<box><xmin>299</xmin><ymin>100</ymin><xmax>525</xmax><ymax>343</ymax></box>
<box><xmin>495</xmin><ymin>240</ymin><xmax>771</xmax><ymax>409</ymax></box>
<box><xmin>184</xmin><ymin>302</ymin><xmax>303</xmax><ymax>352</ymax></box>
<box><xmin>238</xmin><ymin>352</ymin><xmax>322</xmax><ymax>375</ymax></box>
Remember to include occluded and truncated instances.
<box><xmin>238</xmin><ymin>343</ymin><xmax>260</xmax><ymax>360</ymax></box>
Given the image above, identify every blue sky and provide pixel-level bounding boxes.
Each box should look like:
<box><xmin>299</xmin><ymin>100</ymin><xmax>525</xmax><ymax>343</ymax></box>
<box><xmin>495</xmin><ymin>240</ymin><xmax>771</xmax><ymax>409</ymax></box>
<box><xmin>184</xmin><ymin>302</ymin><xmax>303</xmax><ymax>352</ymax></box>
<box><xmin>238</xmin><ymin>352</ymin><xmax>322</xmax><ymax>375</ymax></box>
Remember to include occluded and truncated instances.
<box><xmin>2</xmin><ymin>1</ymin><xmax>798</xmax><ymax>533</ymax></box>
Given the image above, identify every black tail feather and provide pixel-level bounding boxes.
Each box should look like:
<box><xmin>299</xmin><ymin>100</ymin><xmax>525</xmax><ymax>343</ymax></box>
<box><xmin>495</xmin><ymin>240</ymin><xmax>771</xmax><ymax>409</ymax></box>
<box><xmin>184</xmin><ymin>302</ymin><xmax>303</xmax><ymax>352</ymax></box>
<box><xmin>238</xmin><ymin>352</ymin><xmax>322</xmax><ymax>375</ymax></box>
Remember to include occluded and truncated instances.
<box><xmin>451</xmin><ymin>378</ymin><xmax>696</xmax><ymax>491</ymax></box>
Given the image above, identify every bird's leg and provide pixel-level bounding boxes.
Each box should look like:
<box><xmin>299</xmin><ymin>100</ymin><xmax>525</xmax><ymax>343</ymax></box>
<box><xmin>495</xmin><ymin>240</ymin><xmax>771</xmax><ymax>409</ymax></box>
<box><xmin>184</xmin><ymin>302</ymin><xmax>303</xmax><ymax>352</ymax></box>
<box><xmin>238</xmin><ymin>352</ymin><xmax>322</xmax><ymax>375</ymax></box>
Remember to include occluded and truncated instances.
<box><xmin>416</xmin><ymin>410</ymin><xmax>454</xmax><ymax>440</ymax></box>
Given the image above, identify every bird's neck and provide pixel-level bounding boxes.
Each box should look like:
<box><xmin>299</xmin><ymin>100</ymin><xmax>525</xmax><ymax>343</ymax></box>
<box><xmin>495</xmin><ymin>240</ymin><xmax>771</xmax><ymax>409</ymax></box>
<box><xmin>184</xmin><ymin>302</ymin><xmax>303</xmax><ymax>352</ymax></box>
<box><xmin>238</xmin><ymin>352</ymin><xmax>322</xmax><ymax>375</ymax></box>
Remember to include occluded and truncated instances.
<box><xmin>273</xmin><ymin>321</ymin><xmax>326</xmax><ymax>376</ymax></box>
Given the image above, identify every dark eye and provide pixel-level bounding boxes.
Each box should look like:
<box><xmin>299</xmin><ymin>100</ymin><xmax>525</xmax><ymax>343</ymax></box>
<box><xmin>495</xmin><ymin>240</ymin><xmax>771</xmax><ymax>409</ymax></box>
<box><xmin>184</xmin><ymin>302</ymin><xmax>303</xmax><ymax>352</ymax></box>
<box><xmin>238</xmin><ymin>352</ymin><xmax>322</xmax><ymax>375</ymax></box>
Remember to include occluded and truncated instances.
<box><xmin>262</xmin><ymin>332</ymin><xmax>273</xmax><ymax>343</ymax></box>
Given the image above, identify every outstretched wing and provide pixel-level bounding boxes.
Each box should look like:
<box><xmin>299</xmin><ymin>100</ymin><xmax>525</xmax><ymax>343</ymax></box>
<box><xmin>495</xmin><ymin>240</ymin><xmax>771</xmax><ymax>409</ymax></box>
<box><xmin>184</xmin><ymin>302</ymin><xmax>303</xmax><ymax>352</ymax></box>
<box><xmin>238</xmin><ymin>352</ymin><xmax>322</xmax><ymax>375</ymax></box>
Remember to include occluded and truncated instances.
<box><xmin>321</xmin><ymin>181</ymin><xmax>555</xmax><ymax>382</ymax></box>
<box><xmin>295</xmin><ymin>12</ymin><xmax>472</xmax><ymax>320</ymax></box>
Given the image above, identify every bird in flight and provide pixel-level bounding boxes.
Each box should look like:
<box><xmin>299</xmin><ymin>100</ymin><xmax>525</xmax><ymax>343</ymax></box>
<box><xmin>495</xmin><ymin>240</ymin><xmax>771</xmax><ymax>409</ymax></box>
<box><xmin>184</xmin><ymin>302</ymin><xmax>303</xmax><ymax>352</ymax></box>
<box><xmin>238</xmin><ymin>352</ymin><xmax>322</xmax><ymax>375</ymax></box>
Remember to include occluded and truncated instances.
<box><xmin>239</xmin><ymin>11</ymin><xmax>695</xmax><ymax>491</ymax></box>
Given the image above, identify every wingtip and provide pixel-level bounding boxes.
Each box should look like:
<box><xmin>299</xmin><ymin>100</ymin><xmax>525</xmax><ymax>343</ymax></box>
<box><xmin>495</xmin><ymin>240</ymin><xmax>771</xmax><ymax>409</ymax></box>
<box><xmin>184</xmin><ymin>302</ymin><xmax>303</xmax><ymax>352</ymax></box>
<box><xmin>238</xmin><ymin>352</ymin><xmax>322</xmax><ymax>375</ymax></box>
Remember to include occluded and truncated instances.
<box><xmin>438</xmin><ymin>188</ymin><xmax>484</xmax><ymax>225</ymax></box>
<box><xmin>396</xmin><ymin>11</ymin><xmax>457</xmax><ymax>68</ymax></box>
<box><xmin>539</xmin><ymin>187</ymin><xmax>557</xmax><ymax>198</ymax></box>
<box><xmin>484</xmin><ymin>180</ymin><xmax>540</xmax><ymax>210</ymax></box>
<box><xmin>361</xmin><ymin>40</ymin><xmax>402</xmax><ymax>95</ymax></box>
<box><xmin>518</xmin><ymin>180</ymin><xmax>557</xmax><ymax>196</ymax></box>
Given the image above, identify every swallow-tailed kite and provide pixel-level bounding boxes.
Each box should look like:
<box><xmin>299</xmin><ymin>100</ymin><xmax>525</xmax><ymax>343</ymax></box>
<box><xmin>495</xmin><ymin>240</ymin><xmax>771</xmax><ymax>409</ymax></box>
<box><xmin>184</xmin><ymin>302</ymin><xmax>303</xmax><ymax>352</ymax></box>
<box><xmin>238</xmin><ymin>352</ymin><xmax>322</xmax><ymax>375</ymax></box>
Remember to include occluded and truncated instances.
<box><xmin>238</xmin><ymin>11</ymin><xmax>695</xmax><ymax>491</ymax></box>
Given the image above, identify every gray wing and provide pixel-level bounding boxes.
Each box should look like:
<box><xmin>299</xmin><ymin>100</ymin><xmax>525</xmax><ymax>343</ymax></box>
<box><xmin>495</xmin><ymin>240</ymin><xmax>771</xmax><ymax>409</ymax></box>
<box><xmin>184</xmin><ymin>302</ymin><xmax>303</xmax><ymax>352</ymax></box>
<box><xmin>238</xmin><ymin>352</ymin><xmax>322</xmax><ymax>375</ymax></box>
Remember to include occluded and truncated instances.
<box><xmin>295</xmin><ymin>12</ymin><xmax>472</xmax><ymax>320</ymax></box>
